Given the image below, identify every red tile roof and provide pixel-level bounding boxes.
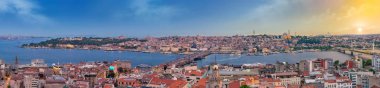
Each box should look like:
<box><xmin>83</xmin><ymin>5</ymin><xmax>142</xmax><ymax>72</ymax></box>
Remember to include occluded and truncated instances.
<box><xmin>185</xmin><ymin>70</ymin><xmax>203</xmax><ymax>76</ymax></box>
<box><xmin>229</xmin><ymin>80</ymin><xmax>241</xmax><ymax>88</ymax></box>
<box><xmin>192</xmin><ymin>78</ymin><xmax>207</xmax><ymax>88</ymax></box>
<box><xmin>325</xmin><ymin>80</ymin><xmax>336</xmax><ymax>83</ymax></box>
<box><xmin>168</xmin><ymin>80</ymin><xmax>187</xmax><ymax>88</ymax></box>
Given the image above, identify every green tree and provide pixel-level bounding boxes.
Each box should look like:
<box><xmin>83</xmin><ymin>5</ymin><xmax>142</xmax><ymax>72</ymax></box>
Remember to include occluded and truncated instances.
<box><xmin>369</xmin><ymin>69</ymin><xmax>376</xmax><ymax>74</ymax></box>
<box><xmin>334</xmin><ymin>60</ymin><xmax>340</xmax><ymax>70</ymax></box>
<box><xmin>334</xmin><ymin>60</ymin><xmax>339</xmax><ymax>66</ymax></box>
<box><xmin>364</xmin><ymin>59</ymin><xmax>372</xmax><ymax>67</ymax></box>
<box><xmin>240</xmin><ymin>85</ymin><xmax>250</xmax><ymax>88</ymax></box>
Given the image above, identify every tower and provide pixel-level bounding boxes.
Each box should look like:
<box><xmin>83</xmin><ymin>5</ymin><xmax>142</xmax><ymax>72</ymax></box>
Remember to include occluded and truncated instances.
<box><xmin>372</xmin><ymin>41</ymin><xmax>375</xmax><ymax>54</ymax></box>
<box><xmin>207</xmin><ymin>56</ymin><xmax>222</xmax><ymax>88</ymax></box>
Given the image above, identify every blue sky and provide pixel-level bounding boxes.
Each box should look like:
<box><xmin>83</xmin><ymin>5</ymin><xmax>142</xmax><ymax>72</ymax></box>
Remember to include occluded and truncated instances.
<box><xmin>0</xmin><ymin>0</ymin><xmax>378</xmax><ymax>37</ymax></box>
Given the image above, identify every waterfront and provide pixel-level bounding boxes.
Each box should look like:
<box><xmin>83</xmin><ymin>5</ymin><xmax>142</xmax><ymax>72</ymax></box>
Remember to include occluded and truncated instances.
<box><xmin>0</xmin><ymin>38</ymin><xmax>182</xmax><ymax>67</ymax></box>
<box><xmin>197</xmin><ymin>51</ymin><xmax>352</xmax><ymax>67</ymax></box>
<box><xmin>0</xmin><ymin>38</ymin><xmax>354</xmax><ymax>67</ymax></box>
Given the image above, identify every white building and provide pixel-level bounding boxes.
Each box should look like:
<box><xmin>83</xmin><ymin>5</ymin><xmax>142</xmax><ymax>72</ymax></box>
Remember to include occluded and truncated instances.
<box><xmin>336</xmin><ymin>77</ymin><xmax>352</xmax><ymax>88</ymax></box>
<box><xmin>23</xmin><ymin>75</ymin><xmax>40</xmax><ymax>88</ymax></box>
<box><xmin>348</xmin><ymin>72</ymin><xmax>373</xmax><ymax>88</ymax></box>
<box><xmin>324</xmin><ymin>80</ymin><xmax>337</xmax><ymax>88</ymax></box>
<box><xmin>373</xmin><ymin>55</ymin><xmax>380</xmax><ymax>70</ymax></box>
<box><xmin>279</xmin><ymin>77</ymin><xmax>301</xmax><ymax>86</ymax></box>
<box><xmin>31</xmin><ymin>59</ymin><xmax>47</xmax><ymax>67</ymax></box>
<box><xmin>372</xmin><ymin>42</ymin><xmax>380</xmax><ymax>70</ymax></box>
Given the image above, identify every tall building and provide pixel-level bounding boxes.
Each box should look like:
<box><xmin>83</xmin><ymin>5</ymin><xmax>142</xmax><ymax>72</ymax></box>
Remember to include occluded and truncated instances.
<box><xmin>207</xmin><ymin>64</ymin><xmax>222</xmax><ymax>88</ymax></box>
<box><xmin>23</xmin><ymin>75</ymin><xmax>40</xmax><ymax>88</ymax></box>
<box><xmin>372</xmin><ymin>42</ymin><xmax>380</xmax><ymax>70</ymax></box>
<box><xmin>299</xmin><ymin>60</ymin><xmax>310</xmax><ymax>72</ymax></box>
<box><xmin>373</xmin><ymin>55</ymin><xmax>380</xmax><ymax>70</ymax></box>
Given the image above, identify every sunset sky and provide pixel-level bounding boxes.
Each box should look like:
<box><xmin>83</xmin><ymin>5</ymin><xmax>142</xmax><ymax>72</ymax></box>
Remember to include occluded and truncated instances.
<box><xmin>0</xmin><ymin>0</ymin><xmax>379</xmax><ymax>37</ymax></box>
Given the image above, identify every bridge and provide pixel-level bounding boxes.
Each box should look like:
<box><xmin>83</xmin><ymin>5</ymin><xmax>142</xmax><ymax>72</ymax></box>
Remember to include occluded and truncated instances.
<box><xmin>159</xmin><ymin>52</ymin><xmax>211</xmax><ymax>68</ymax></box>
<box><xmin>336</xmin><ymin>48</ymin><xmax>374</xmax><ymax>59</ymax></box>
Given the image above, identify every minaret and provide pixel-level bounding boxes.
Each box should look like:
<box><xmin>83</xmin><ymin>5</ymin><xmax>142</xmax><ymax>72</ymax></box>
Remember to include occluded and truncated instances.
<box><xmin>372</xmin><ymin>41</ymin><xmax>380</xmax><ymax>70</ymax></box>
<box><xmin>372</xmin><ymin>41</ymin><xmax>375</xmax><ymax>54</ymax></box>
<box><xmin>15</xmin><ymin>56</ymin><xmax>19</xmax><ymax>65</ymax></box>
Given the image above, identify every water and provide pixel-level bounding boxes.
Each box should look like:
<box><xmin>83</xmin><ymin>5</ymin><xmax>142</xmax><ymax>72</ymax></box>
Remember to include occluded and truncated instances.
<box><xmin>197</xmin><ymin>52</ymin><xmax>352</xmax><ymax>67</ymax></box>
<box><xmin>0</xmin><ymin>38</ymin><xmax>353</xmax><ymax>67</ymax></box>
<box><xmin>0</xmin><ymin>38</ymin><xmax>182</xmax><ymax>67</ymax></box>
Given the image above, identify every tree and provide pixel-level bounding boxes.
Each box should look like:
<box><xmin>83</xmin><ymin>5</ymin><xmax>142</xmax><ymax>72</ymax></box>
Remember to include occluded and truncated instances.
<box><xmin>240</xmin><ymin>85</ymin><xmax>250</xmax><ymax>88</ymax></box>
<box><xmin>334</xmin><ymin>60</ymin><xmax>340</xmax><ymax>70</ymax></box>
<box><xmin>363</xmin><ymin>59</ymin><xmax>372</xmax><ymax>67</ymax></box>
<box><xmin>369</xmin><ymin>69</ymin><xmax>376</xmax><ymax>74</ymax></box>
<box><xmin>334</xmin><ymin>60</ymin><xmax>340</xmax><ymax>66</ymax></box>
<box><xmin>117</xmin><ymin>67</ymin><xmax>124</xmax><ymax>73</ymax></box>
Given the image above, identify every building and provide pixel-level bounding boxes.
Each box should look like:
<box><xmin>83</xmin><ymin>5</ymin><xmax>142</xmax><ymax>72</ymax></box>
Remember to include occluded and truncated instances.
<box><xmin>345</xmin><ymin>72</ymin><xmax>373</xmax><ymax>88</ymax></box>
<box><xmin>372</xmin><ymin>55</ymin><xmax>380</xmax><ymax>70</ymax></box>
<box><xmin>346</xmin><ymin>60</ymin><xmax>355</xmax><ymax>69</ymax></box>
<box><xmin>336</xmin><ymin>77</ymin><xmax>352</xmax><ymax>88</ymax></box>
<box><xmin>299</xmin><ymin>60</ymin><xmax>310</xmax><ymax>73</ymax></box>
<box><xmin>23</xmin><ymin>75</ymin><xmax>40</xmax><ymax>88</ymax></box>
<box><xmin>44</xmin><ymin>76</ymin><xmax>66</xmax><ymax>88</ymax></box>
<box><xmin>117</xmin><ymin>78</ymin><xmax>141</xmax><ymax>87</ymax></box>
<box><xmin>270</xmin><ymin>72</ymin><xmax>301</xmax><ymax>86</ymax></box>
<box><xmin>113</xmin><ymin>60</ymin><xmax>132</xmax><ymax>69</ymax></box>
<box><xmin>369</xmin><ymin>77</ymin><xmax>380</xmax><ymax>88</ymax></box>
<box><xmin>324</xmin><ymin>80</ymin><xmax>337</xmax><ymax>88</ymax></box>
<box><xmin>207</xmin><ymin>64</ymin><xmax>222</xmax><ymax>88</ymax></box>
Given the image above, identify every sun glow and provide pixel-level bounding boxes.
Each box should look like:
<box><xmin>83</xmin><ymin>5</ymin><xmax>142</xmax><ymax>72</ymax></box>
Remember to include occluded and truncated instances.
<box><xmin>357</xmin><ymin>27</ymin><xmax>363</xmax><ymax>34</ymax></box>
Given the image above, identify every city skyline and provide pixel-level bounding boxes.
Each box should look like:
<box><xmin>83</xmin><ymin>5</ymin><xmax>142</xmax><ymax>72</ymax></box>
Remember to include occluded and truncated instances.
<box><xmin>0</xmin><ymin>0</ymin><xmax>380</xmax><ymax>37</ymax></box>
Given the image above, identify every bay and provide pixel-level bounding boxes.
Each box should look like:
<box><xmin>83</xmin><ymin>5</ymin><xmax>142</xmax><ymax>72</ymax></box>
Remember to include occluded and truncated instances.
<box><xmin>197</xmin><ymin>51</ymin><xmax>352</xmax><ymax>67</ymax></box>
<box><xmin>0</xmin><ymin>38</ymin><xmax>182</xmax><ymax>67</ymax></box>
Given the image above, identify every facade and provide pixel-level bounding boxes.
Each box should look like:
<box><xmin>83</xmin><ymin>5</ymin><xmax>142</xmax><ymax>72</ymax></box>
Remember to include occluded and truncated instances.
<box><xmin>369</xmin><ymin>77</ymin><xmax>380</xmax><ymax>88</ymax></box>
<box><xmin>372</xmin><ymin>55</ymin><xmax>380</xmax><ymax>70</ymax></box>
<box><xmin>23</xmin><ymin>75</ymin><xmax>40</xmax><ymax>88</ymax></box>
<box><xmin>299</xmin><ymin>60</ymin><xmax>310</xmax><ymax>72</ymax></box>
<box><xmin>207</xmin><ymin>64</ymin><xmax>222</xmax><ymax>88</ymax></box>
<box><xmin>336</xmin><ymin>77</ymin><xmax>352</xmax><ymax>88</ymax></box>
<box><xmin>279</xmin><ymin>77</ymin><xmax>301</xmax><ymax>86</ymax></box>
<box><xmin>324</xmin><ymin>80</ymin><xmax>337</xmax><ymax>88</ymax></box>
<box><xmin>117</xmin><ymin>78</ymin><xmax>141</xmax><ymax>87</ymax></box>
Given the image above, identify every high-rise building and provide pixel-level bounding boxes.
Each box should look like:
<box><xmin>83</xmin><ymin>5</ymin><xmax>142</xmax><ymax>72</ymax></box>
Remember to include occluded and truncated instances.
<box><xmin>372</xmin><ymin>55</ymin><xmax>380</xmax><ymax>70</ymax></box>
<box><xmin>299</xmin><ymin>60</ymin><xmax>310</xmax><ymax>72</ymax></box>
<box><xmin>372</xmin><ymin>42</ymin><xmax>380</xmax><ymax>70</ymax></box>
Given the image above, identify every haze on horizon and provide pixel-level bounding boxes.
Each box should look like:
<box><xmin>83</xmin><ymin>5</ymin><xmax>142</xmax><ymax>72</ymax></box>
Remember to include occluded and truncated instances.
<box><xmin>0</xmin><ymin>0</ymin><xmax>379</xmax><ymax>37</ymax></box>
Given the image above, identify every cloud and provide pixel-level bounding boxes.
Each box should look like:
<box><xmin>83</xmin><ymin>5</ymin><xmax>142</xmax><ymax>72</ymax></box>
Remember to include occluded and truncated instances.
<box><xmin>232</xmin><ymin>0</ymin><xmax>380</xmax><ymax>35</ymax></box>
<box><xmin>128</xmin><ymin>0</ymin><xmax>178</xmax><ymax>20</ymax></box>
<box><xmin>0</xmin><ymin>0</ymin><xmax>49</xmax><ymax>24</ymax></box>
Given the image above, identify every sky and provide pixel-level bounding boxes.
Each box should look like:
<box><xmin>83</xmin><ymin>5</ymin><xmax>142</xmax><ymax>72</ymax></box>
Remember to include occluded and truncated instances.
<box><xmin>0</xmin><ymin>0</ymin><xmax>379</xmax><ymax>37</ymax></box>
